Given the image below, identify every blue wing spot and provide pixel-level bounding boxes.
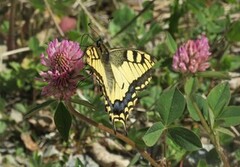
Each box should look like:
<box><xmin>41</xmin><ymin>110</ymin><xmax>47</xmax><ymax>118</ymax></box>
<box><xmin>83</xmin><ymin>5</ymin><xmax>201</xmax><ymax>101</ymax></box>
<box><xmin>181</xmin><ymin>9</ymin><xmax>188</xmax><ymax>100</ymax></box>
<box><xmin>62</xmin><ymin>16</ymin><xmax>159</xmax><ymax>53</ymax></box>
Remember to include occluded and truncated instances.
<box><xmin>112</xmin><ymin>84</ymin><xmax>135</xmax><ymax>116</ymax></box>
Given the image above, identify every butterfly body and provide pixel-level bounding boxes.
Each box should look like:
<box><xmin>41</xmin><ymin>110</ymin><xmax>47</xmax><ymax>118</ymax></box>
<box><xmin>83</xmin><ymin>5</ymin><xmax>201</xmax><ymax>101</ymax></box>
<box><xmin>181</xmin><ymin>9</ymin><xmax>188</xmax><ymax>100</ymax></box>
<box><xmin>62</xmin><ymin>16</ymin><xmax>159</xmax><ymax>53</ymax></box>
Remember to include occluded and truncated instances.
<box><xmin>85</xmin><ymin>39</ymin><xmax>154</xmax><ymax>131</ymax></box>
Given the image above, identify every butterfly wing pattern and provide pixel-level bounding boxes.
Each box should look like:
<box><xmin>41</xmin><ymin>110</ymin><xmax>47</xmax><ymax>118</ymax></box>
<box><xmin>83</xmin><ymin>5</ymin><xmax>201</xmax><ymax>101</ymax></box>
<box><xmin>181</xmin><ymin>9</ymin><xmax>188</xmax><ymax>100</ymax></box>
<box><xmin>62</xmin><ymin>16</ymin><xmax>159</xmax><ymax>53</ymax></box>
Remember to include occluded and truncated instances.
<box><xmin>85</xmin><ymin>39</ymin><xmax>154</xmax><ymax>131</ymax></box>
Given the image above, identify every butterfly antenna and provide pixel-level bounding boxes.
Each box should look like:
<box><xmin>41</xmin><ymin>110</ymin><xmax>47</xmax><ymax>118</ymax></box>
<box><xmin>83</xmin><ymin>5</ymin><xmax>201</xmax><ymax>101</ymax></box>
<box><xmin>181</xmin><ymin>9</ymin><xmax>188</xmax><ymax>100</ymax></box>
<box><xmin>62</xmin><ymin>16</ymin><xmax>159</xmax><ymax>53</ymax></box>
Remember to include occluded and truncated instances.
<box><xmin>88</xmin><ymin>23</ymin><xmax>102</xmax><ymax>41</ymax></box>
<box><xmin>80</xmin><ymin>33</ymin><xmax>99</xmax><ymax>50</ymax></box>
<box><xmin>76</xmin><ymin>65</ymin><xmax>94</xmax><ymax>87</ymax></box>
<box><xmin>80</xmin><ymin>33</ymin><xmax>90</xmax><ymax>47</ymax></box>
<box><xmin>88</xmin><ymin>22</ymin><xmax>111</xmax><ymax>48</ymax></box>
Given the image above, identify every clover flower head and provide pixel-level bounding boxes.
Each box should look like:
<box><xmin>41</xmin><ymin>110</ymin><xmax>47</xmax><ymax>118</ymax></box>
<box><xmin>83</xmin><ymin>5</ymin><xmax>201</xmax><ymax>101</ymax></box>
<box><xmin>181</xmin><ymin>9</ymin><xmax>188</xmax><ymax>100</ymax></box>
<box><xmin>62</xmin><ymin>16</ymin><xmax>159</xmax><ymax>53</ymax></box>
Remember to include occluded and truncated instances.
<box><xmin>172</xmin><ymin>35</ymin><xmax>211</xmax><ymax>74</ymax></box>
<box><xmin>40</xmin><ymin>39</ymin><xmax>84</xmax><ymax>100</ymax></box>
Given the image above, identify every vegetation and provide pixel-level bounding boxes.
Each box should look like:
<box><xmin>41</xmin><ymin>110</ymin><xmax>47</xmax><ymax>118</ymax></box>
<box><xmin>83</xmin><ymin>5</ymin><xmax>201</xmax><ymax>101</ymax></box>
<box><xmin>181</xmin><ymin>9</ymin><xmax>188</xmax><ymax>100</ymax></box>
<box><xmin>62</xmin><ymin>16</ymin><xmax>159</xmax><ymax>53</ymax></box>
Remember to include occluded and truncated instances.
<box><xmin>1</xmin><ymin>0</ymin><xmax>240</xmax><ymax>166</ymax></box>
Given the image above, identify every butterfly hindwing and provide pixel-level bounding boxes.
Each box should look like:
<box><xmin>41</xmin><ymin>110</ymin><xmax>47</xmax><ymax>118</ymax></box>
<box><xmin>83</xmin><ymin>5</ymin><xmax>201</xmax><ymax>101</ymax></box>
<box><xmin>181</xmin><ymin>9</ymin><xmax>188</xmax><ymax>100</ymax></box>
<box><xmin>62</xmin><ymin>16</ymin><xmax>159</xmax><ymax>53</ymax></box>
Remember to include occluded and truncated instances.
<box><xmin>85</xmin><ymin>40</ymin><xmax>154</xmax><ymax>131</ymax></box>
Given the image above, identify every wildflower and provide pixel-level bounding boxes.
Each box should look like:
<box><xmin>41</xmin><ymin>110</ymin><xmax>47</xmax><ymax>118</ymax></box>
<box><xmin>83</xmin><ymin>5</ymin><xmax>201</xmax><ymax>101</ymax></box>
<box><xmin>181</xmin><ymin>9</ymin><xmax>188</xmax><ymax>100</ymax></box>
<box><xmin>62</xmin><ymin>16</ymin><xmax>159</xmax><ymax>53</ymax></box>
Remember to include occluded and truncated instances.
<box><xmin>172</xmin><ymin>35</ymin><xmax>211</xmax><ymax>73</ymax></box>
<box><xmin>40</xmin><ymin>39</ymin><xmax>84</xmax><ymax>100</ymax></box>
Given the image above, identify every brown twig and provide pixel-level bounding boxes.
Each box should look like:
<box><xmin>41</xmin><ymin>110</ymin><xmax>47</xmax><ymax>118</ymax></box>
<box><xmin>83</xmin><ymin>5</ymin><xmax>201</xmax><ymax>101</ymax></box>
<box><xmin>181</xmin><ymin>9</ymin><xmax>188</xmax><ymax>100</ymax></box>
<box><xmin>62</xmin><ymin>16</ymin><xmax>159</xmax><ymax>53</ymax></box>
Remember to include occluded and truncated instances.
<box><xmin>7</xmin><ymin>0</ymin><xmax>17</xmax><ymax>51</ymax></box>
<box><xmin>64</xmin><ymin>100</ymin><xmax>160</xmax><ymax>167</ymax></box>
<box><xmin>1</xmin><ymin>47</ymin><xmax>30</xmax><ymax>58</ymax></box>
<box><xmin>43</xmin><ymin>0</ymin><xmax>64</xmax><ymax>37</ymax></box>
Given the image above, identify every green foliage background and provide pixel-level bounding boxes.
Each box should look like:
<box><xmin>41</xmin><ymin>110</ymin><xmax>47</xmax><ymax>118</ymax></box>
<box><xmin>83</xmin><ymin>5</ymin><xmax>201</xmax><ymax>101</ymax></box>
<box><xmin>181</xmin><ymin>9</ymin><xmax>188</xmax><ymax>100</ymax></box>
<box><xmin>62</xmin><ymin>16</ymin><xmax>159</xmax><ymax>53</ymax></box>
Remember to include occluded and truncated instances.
<box><xmin>0</xmin><ymin>0</ymin><xmax>240</xmax><ymax>166</ymax></box>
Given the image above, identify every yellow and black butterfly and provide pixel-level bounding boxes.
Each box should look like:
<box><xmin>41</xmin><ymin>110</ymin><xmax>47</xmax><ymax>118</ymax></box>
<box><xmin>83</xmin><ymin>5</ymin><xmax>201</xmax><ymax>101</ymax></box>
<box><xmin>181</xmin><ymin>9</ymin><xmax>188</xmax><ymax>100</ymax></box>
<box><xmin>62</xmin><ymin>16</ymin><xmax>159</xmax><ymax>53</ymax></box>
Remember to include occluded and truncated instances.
<box><xmin>85</xmin><ymin>38</ymin><xmax>155</xmax><ymax>132</ymax></box>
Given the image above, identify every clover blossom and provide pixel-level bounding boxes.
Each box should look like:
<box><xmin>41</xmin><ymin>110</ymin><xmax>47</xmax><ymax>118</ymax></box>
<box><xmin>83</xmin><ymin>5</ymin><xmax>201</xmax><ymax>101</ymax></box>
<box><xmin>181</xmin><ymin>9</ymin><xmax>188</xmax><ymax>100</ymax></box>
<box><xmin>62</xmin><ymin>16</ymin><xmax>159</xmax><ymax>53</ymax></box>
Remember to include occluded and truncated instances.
<box><xmin>172</xmin><ymin>35</ymin><xmax>211</xmax><ymax>73</ymax></box>
<box><xmin>40</xmin><ymin>39</ymin><xmax>84</xmax><ymax>100</ymax></box>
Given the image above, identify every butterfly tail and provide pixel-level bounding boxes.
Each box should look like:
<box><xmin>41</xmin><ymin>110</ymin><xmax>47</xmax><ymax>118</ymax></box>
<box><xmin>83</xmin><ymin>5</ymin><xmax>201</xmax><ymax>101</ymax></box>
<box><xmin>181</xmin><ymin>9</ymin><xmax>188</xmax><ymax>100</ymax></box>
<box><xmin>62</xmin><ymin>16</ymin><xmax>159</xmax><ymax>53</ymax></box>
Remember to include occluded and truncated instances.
<box><xmin>112</xmin><ymin>119</ymin><xmax>128</xmax><ymax>136</ymax></box>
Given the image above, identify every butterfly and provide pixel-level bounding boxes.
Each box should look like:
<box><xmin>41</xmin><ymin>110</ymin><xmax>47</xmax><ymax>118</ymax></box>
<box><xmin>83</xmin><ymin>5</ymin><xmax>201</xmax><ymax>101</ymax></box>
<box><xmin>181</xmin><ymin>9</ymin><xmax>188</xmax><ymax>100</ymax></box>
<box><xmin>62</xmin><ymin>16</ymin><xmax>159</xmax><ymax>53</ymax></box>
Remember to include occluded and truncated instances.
<box><xmin>85</xmin><ymin>38</ymin><xmax>155</xmax><ymax>132</ymax></box>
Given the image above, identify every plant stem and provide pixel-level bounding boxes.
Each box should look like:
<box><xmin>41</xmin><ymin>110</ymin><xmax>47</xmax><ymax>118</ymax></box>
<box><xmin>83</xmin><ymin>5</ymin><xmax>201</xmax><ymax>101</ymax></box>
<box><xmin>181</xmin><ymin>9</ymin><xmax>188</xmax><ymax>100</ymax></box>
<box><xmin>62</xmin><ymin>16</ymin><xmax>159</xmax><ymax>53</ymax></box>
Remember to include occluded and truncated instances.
<box><xmin>190</xmin><ymin>96</ymin><xmax>230</xmax><ymax>167</ymax></box>
<box><xmin>65</xmin><ymin>101</ymin><xmax>160</xmax><ymax>167</ymax></box>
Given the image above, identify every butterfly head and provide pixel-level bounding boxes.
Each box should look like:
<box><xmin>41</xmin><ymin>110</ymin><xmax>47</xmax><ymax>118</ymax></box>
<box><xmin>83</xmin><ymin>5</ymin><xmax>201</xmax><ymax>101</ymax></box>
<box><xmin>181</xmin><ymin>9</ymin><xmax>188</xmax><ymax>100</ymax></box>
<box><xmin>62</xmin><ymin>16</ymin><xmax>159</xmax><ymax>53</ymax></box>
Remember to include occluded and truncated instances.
<box><xmin>96</xmin><ymin>38</ymin><xmax>109</xmax><ymax>59</ymax></box>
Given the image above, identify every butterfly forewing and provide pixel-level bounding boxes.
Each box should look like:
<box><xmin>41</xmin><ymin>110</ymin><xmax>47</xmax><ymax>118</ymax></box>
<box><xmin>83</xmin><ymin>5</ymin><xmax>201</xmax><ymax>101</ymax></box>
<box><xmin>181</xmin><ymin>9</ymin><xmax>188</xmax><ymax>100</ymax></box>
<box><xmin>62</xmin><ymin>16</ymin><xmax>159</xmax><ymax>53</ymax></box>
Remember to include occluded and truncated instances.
<box><xmin>85</xmin><ymin>42</ymin><xmax>154</xmax><ymax>131</ymax></box>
